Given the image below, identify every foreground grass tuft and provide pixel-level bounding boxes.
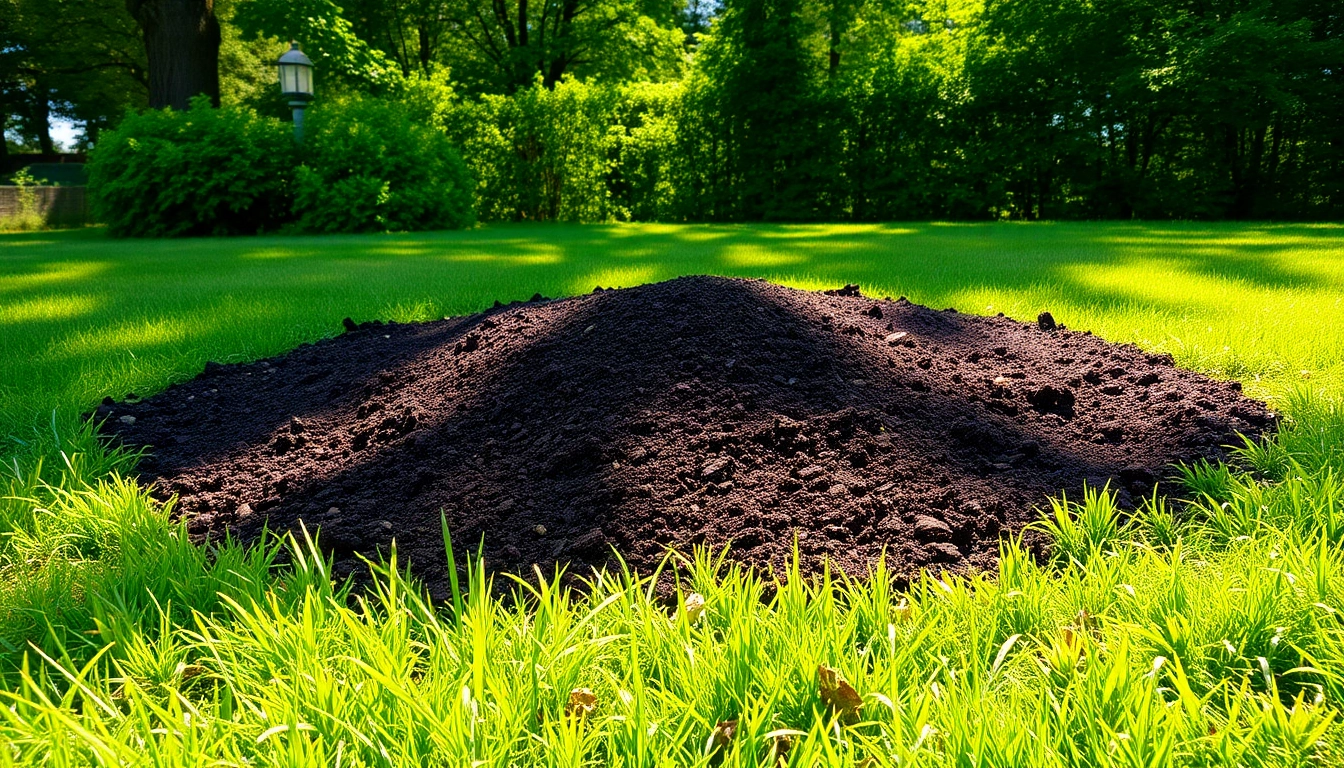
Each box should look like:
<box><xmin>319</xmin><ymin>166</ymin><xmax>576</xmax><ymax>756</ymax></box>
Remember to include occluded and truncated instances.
<box><xmin>0</xmin><ymin>391</ymin><xmax>1341</xmax><ymax>765</ymax></box>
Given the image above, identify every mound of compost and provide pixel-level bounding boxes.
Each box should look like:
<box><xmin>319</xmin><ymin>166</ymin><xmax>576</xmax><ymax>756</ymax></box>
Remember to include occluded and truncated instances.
<box><xmin>99</xmin><ymin>277</ymin><xmax>1274</xmax><ymax>593</ymax></box>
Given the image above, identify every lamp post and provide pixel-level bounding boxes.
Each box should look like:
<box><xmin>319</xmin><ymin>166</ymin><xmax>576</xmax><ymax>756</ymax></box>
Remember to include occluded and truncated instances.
<box><xmin>276</xmin><ymin>42</ymin><xmax>314</xmax><ymax>142</ymax></box>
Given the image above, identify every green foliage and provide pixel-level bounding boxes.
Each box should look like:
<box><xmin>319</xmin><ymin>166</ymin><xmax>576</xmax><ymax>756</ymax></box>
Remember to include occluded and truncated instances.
<box><xmin>0</xmin><ymin>0</ymin><xmax>147</xmax><ymax>149</ymax></box>
<box><xmin>3</xmin><ymin>447</ymin><xmax>1344</xmax><ymax>763</ymax></box>
<box><xmin>1032</xmin><ymin>484</ymin><xmax>1128</xmax><ymax>566</ymax></box>
<box><xmin>609</xmin><ymin>82</ymin><xmax>684</xmax><ymax>221</ymax></box>
<box><xmin>687</xmin><ymin>0</ymin><xmax>841</xmax><ymax>220</ymax></box>
<box><xmin>86</xmin><ymin>97</ymin><xmax>296</xmax><ymax>237</ymax></box>
<box><xmin>234</xmin><ymin>0</ymin><xmax>687</xmax><ymax>93</ymax></box>
<box><xmin>232</xmin><ymin>0</ymin><xmax>401</xmax><ymax>90</ymax></box>
<box><xmin>8</xmin><ymin>0</ymin><xmax>1344</xmax><ymax>221</ymax></box>
<box><xmin>1244</xmin><ymin>387</ymin><xmax>1344</xmax><ymax>477</ymax></box>
<box><xmin>434</xmin><ymin>0</ymin><xmax>1342</xmax><ymax>222</ymax></box>
<box><xmin>448</xmin><ymin>80</ymin><xmax>622</xmax><ymax>222</ymax></box>
<box><xmin>217</xmin><ymin>0</ymin><xmax>290</xmax><ymax>113</ymax></box>
<box><xmin>0</xmin><ymin>168</ymin><xmax>44</xmax><ymax>232</ymax></box>
<box><xmin>292</xmin><ymin>97</ymin><xmax>474</xmax><ymax>233</ymax></box>
<box><xmin>85</xmin><ymin>92</ymin><xmax>476</xmax><ymax>236</ymax></box>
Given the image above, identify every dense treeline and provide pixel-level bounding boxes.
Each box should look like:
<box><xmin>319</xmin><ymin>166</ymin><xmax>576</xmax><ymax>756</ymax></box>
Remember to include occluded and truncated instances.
<box><xmin>6</xmin><ymin>0</ymin><xmax>1342</xmax><ymax>221</ymax></box>
<box><xmin>441</xmin><ymin>0</ymin><xmax>1343</xmax><ymax>221</ymax></box>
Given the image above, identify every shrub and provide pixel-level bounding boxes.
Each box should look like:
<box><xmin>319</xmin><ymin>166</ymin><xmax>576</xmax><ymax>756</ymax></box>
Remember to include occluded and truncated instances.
<box><xmin>292</xmin><ymin>97</ymin><xmax>474</xmax><ymax>233</ymax></box>
<box><xmin>610</xmin><ymin>83</ymin><xmax>683</xmax><ymax>222</ymax></box>
<box><xmin>87</xmin><ymin>97</ymin><xmax>295</xmax><ymax>237</ymax></box>
<box><xmin>442</xmin><ymin>80</ymin><xmax>692</xmax><ymax>223</ymax></box>
<box><xmin>0</xmin><ymin>169</ymin><xmax>45</xmax><ymax>232</ymax></box>
<box><xmin>451</xmin><ymin>81</ymin><xmax>619</xmax><ymax>223</ymax></box>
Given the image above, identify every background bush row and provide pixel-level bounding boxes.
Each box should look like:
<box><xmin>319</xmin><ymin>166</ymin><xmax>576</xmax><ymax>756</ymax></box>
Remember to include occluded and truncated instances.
<box><xmin>450</xmin><ymin>0</ymin><xmax>1341</xmax><ymax>223</ymax></box>
<box><xmin>28</xmin><ymin>0</ymin><xmax>1344</xmax><ymax>231</ymax></box>
<box><xmin>87</xmin><ymin>97</ymin><xmax>474</xmax><ymax>237</ymax></box>
<box><xmin>89</xmin><ymin>0</ymin><xmax>1344</xmax><ymax>236</ymax></box>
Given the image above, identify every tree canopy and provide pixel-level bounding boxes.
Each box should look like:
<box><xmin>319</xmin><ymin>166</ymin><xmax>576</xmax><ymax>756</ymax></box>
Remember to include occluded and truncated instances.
<box><xmin>5</xmin><ymin>0</ymin><xmax>1342</xmax><ymax>219</ymax></box>
<box><xmin>1</xmin><ymin>0</ymin><xmax>145</xmax><ymax>152</ymax></box>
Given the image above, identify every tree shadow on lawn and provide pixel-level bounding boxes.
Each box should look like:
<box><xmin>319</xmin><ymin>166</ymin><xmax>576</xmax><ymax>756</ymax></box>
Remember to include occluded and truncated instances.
<box><xmin>1</xmin><ymin>221</ymin><xmax>1334</xmax><ymax>438</ymax></box>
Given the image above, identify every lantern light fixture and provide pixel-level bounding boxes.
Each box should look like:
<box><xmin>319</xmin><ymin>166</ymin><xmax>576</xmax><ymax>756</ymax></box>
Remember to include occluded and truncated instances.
<box><xmin>276</xmin><ymin>42</ymin><xmax>314</xmax><ymax>141</ymax></box>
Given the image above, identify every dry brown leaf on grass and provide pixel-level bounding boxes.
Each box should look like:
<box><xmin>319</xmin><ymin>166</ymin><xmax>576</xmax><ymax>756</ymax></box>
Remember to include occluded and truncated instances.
<box><xmin>1061</xmin><ymin>626</ymin><xmax>1079</xmax><ymax>650</ymax></box>
<box><xmin>764</xmin><ymin>728</ymin><xmax>804</xmax><ymax>765</ymax></box>
<box><xmin>704</xmin><ymin>719</ymin><xmax>738</xmax><ymax>755</ymax></box>
<box><xmin>817</xmin><ymin>665</ymin><xmax>864</xmax><ymax>723</ymax></box>
<box><xmin>564</xmin><ymin>688</ymin><xmax>598</xmax><ymax>719</ymax></box>
<box><xmin>894</xmin><ymin>599</ymin><xmax>913</xmax><ymax>623</ymax></box>
<box><xmin>177</xmin><ymin>663</ymin><xmax>208</xmax><ymax>682</ymax></box>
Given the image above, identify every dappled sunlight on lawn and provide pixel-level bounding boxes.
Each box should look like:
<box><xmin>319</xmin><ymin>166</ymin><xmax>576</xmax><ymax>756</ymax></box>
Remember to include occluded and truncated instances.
<box><xmin>567</xmin><ymin>265</ymin><xmax>663</xmax><ymax>294</ymax></box>
<box><xmin>718</xmin><ymin>243</ymin><xmax>812</xmax><ymax>267</ymax></box>
<box><xmin>443</xmin><ymin>249</ymin><xmax>564</xmax><ymax>266</ymax></box>
<box><xmin>0</xmin><ymin>261</ymin><xmax>110</xmax><ymax>294</ymax></box>
<box><xmin>0</xmin><ymin>238</ymin><xmax>66</xmax><ymax>248</ymax></box>
<box><xmin>663</xmin><ymin>228</ymin><xmax>734</xmax><ymax>243</ymax></box>
<box><xmin>1</xmin><ymin>221</ymin><xmax>1342</xmax><ymax>431</ymax></box>
<box><xmin>237</xmin><ymin>245</ymin><xmax>328</xmax><ymax>260</ymax></box>
<box><xmin>1061</xmin><ymin>259</ymin><xmax>1270</xmax><ymax>309</ymax></box>
<box><xmin>0</xmin><ymin>294</ymin><xmax>102</xmax><ymax>324</ymax></box>
<box><xmin>54</xmin><ymin>316</ymin><xmax>210</xmax><ymax>359</ymax></box>
<box><xmin>1096</xmin><ymin>236</ymin><xmax>1344</xmax><ymax>290</ymax></box>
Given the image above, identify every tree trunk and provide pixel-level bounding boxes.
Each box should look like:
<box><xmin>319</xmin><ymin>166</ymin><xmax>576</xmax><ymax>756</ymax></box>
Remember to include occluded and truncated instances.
<box><xmin>126</xmin><ymin>0</ymin><xmax>220</xmax><ymax>110</ymax></box>
<box><xmin>34</xmin><ymin>88</ymin><xmax>55</xmax><ymax>154</ymax></box>
<box><xmin>828</xmin><ymin>23</ymin><xmax>841</xmax><ymax>75</ymax></box>
<box><xmin>418</xmin><ymin>25</ymin><xmax>432</xmax><ymax>72</ymax></box>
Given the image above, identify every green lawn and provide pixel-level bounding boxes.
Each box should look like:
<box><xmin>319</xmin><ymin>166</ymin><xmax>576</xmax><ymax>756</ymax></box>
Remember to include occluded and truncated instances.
<box><xmin>4</xmin><ymin>222</ymin><xmax>1343</xmax><ymax>435</ymax></box>
<box><xmin>2</xmin><ymin>222</ymin><xmax>1344</xmax><ymax>766</ymax></box>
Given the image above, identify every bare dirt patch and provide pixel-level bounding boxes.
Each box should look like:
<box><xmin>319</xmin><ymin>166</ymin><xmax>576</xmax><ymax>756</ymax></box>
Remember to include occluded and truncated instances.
<box><xmin>100</xmin><ymin>277</ymin><xmax>1274</xmax><ymax>594</ymax></box>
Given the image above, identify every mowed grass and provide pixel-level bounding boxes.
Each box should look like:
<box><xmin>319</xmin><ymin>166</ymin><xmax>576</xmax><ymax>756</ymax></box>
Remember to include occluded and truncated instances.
<box><xmin>3</xmin><ymin>222</ymin><xmax>1343</xmax><ymax>433</ymax></box>
<box><xmin>1</xmin><ymin>222</ymin><xmax>1344</xmax><ymax>766</ymax></box>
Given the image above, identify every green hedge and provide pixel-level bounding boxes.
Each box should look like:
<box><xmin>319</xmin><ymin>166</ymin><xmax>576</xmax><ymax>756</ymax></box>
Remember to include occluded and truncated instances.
<box><xmin>87</xmin><ymin>98</ymin><xmax>296</xmax><ymax>237</ymax></box>
<box><xmin>88</xmin><ymin>97</ymin><xmax>475</xmax><ymax>237</ymax></box>
<box><xmin>294</xmin><ymin>98</ymin><xmax>474</xmax><ymax>233</ymax></box>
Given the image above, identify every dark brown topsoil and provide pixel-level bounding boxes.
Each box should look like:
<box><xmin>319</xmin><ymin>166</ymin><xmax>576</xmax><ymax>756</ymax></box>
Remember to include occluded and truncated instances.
<box><xmin>99</xmin><ymin>277</ymin><xmax>1274</xmax><ymax>595</ymax></box>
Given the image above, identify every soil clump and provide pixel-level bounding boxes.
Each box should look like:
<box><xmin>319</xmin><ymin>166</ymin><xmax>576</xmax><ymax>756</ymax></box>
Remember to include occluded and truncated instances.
<box><xmin>100</xmin><ymin>277</ymin><xmax>1275</xmax><ymax>594</ymax></box>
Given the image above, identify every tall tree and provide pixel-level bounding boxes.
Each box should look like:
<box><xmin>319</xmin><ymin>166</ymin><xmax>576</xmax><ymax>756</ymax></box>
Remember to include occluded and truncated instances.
<box><xmin>441</xmin><ymin>0</ymin><xmax>686</xmax><ymax>92</ymax></box>
<box><xmin>125</xmin><ymin>0</ymin><xmax>221</xmax><ymax>108</ymax></box>
<box><xmin>232</xmin><ymin>0</ymin><xmax>401</xmax><ymax>90</ymax></box>
<box><xmin>234</xmin><ymin>0</ymin><xmax>685</xmax><ymax>95</ymax></box>
<box><xmin>341</xmin><ymin>0</ymin><xmax>453</xmax><ymax>77</ymax></box>
<box><xmin>689</xmin><ymin>0</ymin><xmax>838</xmax><ymax>219</ymax></box>
<box><xmin>1</xmin><ymin>0</ymin><xmax>147</xmax><ymax>149</ymax></box>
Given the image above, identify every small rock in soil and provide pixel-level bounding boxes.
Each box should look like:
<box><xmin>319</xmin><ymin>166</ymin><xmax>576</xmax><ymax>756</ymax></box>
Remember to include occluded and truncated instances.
<box><xmin>927</xmin><ymin>542</ymin><xmax>963</xmax><ymax>561</ymax></box>
<box><xmin>913</xmin><ymin>515</ymin><xmax>954</xmax><ymax>541</ymax></box>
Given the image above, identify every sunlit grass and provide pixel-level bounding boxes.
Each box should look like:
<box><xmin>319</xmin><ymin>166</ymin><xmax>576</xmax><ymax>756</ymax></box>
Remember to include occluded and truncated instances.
<box><xmin>3</xmin><ymin>419</ymin><xmax>1344</xmax><ymax>765</ymax></box>
<box><xmin>2</xmin><ymin>223</ymin><xmax>1342</xmax><ymax>436</ymax></box>
<box><xmin>1</xmin><ymin>221</ymin><xmax>1343</xmax><ymax>764</ymax></box>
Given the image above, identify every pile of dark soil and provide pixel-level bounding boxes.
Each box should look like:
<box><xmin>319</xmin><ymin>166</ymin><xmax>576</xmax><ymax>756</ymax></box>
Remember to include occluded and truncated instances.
<box><xmin>100</xmin><ymin>277</ymin><xmax>1274</xmax><ymax>594</ymax></box>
